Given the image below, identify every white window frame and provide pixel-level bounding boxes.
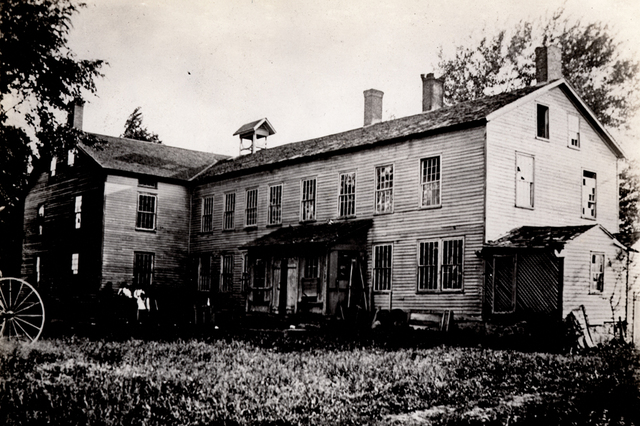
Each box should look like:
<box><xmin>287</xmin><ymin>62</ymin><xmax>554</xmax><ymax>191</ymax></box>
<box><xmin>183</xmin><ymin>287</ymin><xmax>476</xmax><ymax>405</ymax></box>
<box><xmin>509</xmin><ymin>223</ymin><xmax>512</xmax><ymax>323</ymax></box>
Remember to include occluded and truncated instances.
<box><xmin>582</xmin><ymin>170</ymin><xmax>597</xmax><ymax>219</ymax></box>
<box><xmin>67</xmin><ymin>148</ymin><xmax>76</xmax><ymax>166</ymax></box>
<box><xmin>375</xmin><ymin>164</ymin><xmax>394</xmax><ymax>214</ymax></box>
<box><xmin>515</xmin><ymin>152</ymin><xmax>534</xmax><ymax>209</ymax></box>
<box><xmin>568</xmin><ymin>113</ymin><xmax>580</xmax><ymax>149</ymax></box>
<box><xmin>590</xmin><ymin>252</ymin><xmax>605</xmax><ymax>294</ymax></box>
<box><xmin>136</xmin><ymin>193</ymin><xmax>157</xmax><ymax>231</ymax></box>
<box><xmin>71</xmin><ymin>253</ymin><xmax>79</xmax><ymax>275</ymax></box>
<box><xmin>372</xmin><ymin>243</ymin><xmax>393</xmax><ymax>292</ymax></box>
<box><xmin>420</xmin><ymin>155</ymin><xmax>441</xmax><ymax>208</ymax></box>
<box><xmin>417</xmin><ymin>237</ymin><xmax>464</xmax><ymax>292</ymax></box>
<box><xmin>300</xmin><ymin>178</ymin><xmax>317</xmax><ymax>222</ymax></box>
<box><xmin>245</xmin><ymin>188</ymin><xmax>258</xmax><ymax>227</ymax></box>
<box><xmin>50</xmin><ymin>156</ymin><xmax>57</xmax><ymax>177</ymax></box>
<box><xmin>223</xmin><ymin>192</ymin><xmax>235</xmax><ymax>230</ymax></box>
<box><xmin>74</xmin><ymin>195</ymin><xmax>83</xmax><ymax>229</ymax></box>
<box><xmin>536</xmin><ymin>103</ymin><xmax>550</xmax><ymax>140</ymax></box>
<box><xmin>201</xmin><ymin>196</ymin><xmax>214</xmax><ymax>232</ymax></box>
<box><xmin>268</xmin><ymin>184</ymin><xmax>283</xmax><ymax>225</ymax></box>
<box><xmin>338</xmin><ymin>171</ymin><xmax>357</xmax><ymax>218</ymax></box>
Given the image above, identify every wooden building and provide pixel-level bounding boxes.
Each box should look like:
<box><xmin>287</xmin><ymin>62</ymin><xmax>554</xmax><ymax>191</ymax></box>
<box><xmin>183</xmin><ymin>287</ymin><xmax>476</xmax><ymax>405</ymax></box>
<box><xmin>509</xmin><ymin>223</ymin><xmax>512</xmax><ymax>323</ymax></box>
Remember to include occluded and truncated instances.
<box><xmin>20</xmin><ymin>46</ymin><xmax>632</xmax><ymax>337</ymax></box>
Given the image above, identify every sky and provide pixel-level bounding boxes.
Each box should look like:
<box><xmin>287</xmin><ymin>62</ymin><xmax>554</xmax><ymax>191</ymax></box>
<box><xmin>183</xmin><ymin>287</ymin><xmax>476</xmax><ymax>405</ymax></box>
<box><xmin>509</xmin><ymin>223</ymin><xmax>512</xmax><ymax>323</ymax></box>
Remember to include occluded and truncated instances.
<box><xmin>30</xmin><ymin>0</ymin><xmax>640</xmax><ymax>158</ymax></box>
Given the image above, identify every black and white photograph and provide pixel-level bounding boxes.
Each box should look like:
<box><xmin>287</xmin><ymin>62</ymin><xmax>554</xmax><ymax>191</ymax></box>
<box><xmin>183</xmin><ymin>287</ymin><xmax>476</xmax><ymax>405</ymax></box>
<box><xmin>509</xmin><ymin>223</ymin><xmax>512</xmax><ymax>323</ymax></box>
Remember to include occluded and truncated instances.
<box><xmin>1</xmin><ymin>0</ymin><xmax>640</xmax><ymax>424</ymax></box>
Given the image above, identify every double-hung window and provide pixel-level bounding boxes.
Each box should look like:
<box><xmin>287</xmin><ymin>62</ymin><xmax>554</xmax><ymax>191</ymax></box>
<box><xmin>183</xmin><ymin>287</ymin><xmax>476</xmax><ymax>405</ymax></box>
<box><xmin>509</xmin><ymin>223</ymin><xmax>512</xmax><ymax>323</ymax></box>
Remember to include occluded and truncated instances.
<box><xmin>568</xmin><ymin>114</ymin><xmax>580</xmax><ymax>148</ymax></box>
<box><xmin>338</xmin><ymin>171</ymin><xmax>356</xmax><ymax>218</ymax></box>
<box><xmin>268</xmin><ymin>184</ymin><xmax>282</xmax><ymax>225</ymax></box>
<box><xmin>421</xmin><ymin>156</ymin><xmax>441</xmax><ymax>207</ymax></box>
<box><xmin>582</xmin><ymin>171</ymin><xmax>597</xmax><ymax>219</ymax></box>
<box><xmin>201</xmin><ymin>196</ymin><xmax>213</xmax><ymax>232</ymax></box>
<box><xmin>590</xmin><ymin>252</ymin><xmax>604</xmax><ymax>293</ymax></box>
<box><xmin>133</xmin><ymin>252</ymin><xmax>154</xmax><ymax>287</ymax></box>
<box><xmin>220</xmin><ymin>254</ymin><xmax>233</xmax><ymax>293</ymax></box>
<box><xmin>417</xmin><ymin>238</ymin><xmax>464</xmax><ymax>292</ymax></box>
<box><xmin>537</xmin><ymin>104</ymin><xmax>549</xmax><ymax>139</ymax></box>
<box><xmin>373</xmin><ymin>244</ymin><xmax>392</xmax><ymax>291</ymax></box>
<box><xmin>223</xmin><ymin>193</ymin><xmax>235</xmax><ymax>230</ymax></box>
<box><xmin>67</xmin><ymin>148</ymin><xmax>76</xmax><ymax>166</ymax></box>
<box><xmin>301</xmin><ymin>178</ymin><xmax>316</xmax><ymax>221</ymax></box>
<box><xmin>198</xmin><ymin>254</ymin><xmax>212</xmax><ymax>292</ymax></box>
<box><xmin>375</xmin><ymin>165</ymin><xmax>393</xmax><ymax>214</ymax></box>
<box><xmin>136</xmin><ymin>194</ymin><xmax>156</xmax><ymax>230</ymax></box>
<box><xmin>71</xmin><ymin>253</ymin><xmax>79</xmax><ymax>275</ymax></box>
<box><xmin>245</xmin><ymin>188</ymin><xmax>258</xmax><ymax>227</ymax></box>
<box><xmin>515</xmin><ymin>153</ymin><xmax>534</xmax><ymax>209</ymax></box>
<box><xmin>74</xmin><ymin>195</ymin><xmax>83</xmax><ymax>229</ymax></box>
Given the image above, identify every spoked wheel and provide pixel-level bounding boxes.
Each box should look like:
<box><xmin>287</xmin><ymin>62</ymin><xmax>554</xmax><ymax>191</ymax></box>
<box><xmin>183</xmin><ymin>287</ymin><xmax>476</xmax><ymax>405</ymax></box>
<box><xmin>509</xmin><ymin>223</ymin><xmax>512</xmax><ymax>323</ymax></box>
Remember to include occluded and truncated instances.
<box><xmin>0</xmin><ymin>278</ymin><xmax>45</xmax><ymax>343</ymax></box>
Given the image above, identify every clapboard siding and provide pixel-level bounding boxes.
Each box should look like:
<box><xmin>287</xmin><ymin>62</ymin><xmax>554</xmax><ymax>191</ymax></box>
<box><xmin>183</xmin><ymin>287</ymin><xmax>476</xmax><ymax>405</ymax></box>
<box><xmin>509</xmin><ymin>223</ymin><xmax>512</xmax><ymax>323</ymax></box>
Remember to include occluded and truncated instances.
<box><xmin>102</xmin><ymin>174</ymin><xmax>190</xmax><ymax>290</ymax></box>
<box><xmin>486</xmin><ymin>87</ymin><xmax>619</xmax><ymax>242</ymax></box>
<box><xmin>21</xmin><ymin>154</ymin><xmax>104</xmax><ymax>293</ymax></box>
<box><xmin>191</xmin><ymin>126</ymin><xmax>486</xmax><ymax>318</ymax></box>
<box><xmin>562</xmin><ymin>227</ymin><xmax>626</xmax><ymax>325</ymax></box>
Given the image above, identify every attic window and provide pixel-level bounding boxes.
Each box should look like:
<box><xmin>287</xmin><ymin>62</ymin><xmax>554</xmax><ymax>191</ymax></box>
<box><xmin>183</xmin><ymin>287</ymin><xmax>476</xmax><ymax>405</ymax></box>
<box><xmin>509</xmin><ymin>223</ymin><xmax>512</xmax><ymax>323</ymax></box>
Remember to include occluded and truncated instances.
<box><xmin>67</xmin><ymin>148</ymin><xmax>77</xmax><ymax>166</ymax></box>
<box><xmin>138</xmin><ymin>178</ymin><xmax>157</xmax><ymax>189</ymax></box>
<box><xmin>536</xmin><ymin>104</ymin><xmax>549</xmax><ymax>139</ymax></box>
<box><xmin>568</xmin><ymin>114</ymin><xmax>580</xmax><ymax>148</ymax></box>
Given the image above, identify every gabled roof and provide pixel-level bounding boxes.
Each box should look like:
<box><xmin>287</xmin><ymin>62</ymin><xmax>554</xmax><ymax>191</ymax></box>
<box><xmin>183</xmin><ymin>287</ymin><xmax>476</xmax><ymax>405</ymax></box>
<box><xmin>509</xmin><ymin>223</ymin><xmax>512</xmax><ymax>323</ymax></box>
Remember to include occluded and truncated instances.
<box><xmin>233</xmin><ymin>118</ymin><xmax>276</xmax><ymax>138</ymax></box>
<box><xmin>196</xmin><ymin>84</ymin><xmax>544</xmax><ymax>181</ymax></box>
<box><xmin>485</xmin><ymin>225</ymin><xmax>600</xmax><ymax>250</ymax></box>
<box><xmin>79</xmin><ymin>134</ymin><xmax>229</xmax><ymax>181</ymax></box>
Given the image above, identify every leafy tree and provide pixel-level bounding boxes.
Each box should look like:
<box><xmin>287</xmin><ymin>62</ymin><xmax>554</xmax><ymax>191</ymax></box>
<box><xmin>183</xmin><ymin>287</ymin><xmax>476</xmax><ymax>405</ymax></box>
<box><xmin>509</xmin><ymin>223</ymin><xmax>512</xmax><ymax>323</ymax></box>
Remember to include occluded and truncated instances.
<box><xmin>619</xmin><ymin>162</ymin><xmax>640</xmax><ymax>247</ymax></box>
<box><xmin>121</xmin><ymin>107</ymin><xmax>162</xmax><ymax>143</ymax></box>
<box><xmin>0</xmin><ymin>0</ymin><xmax>104</xmax><ymax>274</ymax></box>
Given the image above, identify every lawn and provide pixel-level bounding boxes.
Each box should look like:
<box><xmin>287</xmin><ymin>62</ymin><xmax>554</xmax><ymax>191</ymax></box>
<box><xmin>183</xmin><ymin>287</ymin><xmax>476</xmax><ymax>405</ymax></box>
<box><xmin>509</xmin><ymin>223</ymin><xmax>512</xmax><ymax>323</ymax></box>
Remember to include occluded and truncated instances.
<box><xmin>1</xmin><ymin>330</ymin><xmax>639</xmax><ymax>425</ymax></box>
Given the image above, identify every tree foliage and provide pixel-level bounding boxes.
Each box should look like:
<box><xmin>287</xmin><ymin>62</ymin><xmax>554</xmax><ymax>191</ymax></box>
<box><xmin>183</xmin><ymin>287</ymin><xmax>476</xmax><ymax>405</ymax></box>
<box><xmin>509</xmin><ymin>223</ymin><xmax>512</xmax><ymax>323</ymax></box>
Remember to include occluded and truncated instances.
<box><xmin>121</xmin><ymin>107</ymin><xmax>162</xmax><ymax>144</ymax></box>
<box><xmin>437</xmin><ymin>8</ymin><xmax>639</xmax><ymax>129</ymax></box>
<box><xmin>0</xmin><ymin>0</ymin><xmax>105</xmax><ymax>274</ymax></box>
<box><xmin>619</xmin><ymin>162</ymin><xmax>640</xmax><ymax>247</ymax></box>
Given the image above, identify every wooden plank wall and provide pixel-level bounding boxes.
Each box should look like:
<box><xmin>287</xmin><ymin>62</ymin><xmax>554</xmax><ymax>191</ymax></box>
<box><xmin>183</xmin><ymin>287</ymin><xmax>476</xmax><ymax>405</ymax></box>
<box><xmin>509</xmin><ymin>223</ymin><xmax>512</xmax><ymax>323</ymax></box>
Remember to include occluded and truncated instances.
<box><xmin>486</xmin><ymin>87</ymin><xmax>620</xmax><ymax>242</ymax></box>
<box><xmin>101</xmin><ymin>174</ymin><xmax>190</xmax><ymax>291</ymax></box>
<box><xmin>191</xmin><ymin>126</ymin><xmax>487</xmax><ymax>319</ymax></box>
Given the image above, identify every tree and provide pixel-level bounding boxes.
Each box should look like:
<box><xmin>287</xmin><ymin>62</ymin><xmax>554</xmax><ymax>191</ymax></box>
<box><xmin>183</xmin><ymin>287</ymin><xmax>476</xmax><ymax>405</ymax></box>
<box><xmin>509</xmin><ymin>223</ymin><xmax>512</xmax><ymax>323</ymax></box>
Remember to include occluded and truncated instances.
<box><xmin>121</xmin><ymin>107</ymin><xmax>162</xmax><ymax>143</ymax></box>
<box><xmin>437</xmin><ymin>8</ymin><xmax>640</xmax><ymax>246</ymax></box>
<box><xmin>0</xmin><ymin>0</ymin><xmax>104</xmax><ymax>274</ymax></box>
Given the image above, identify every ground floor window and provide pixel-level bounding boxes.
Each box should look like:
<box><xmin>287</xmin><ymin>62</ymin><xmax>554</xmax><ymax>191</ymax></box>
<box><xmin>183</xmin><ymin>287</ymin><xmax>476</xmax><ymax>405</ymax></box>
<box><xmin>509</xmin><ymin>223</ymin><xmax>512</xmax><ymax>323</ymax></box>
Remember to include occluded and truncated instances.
<box><xmin>417</xmin><ymin>238</ymin><xmax>464</xmax><ymax>292</ymax></box>
<box><xmin>198</xmin><ymin>254</ymin><xmax>212</xmax><ymax>292</ymax></box>
<box><xmin>134</xmin><ymin>252</ymin><xmax>154</xmax><ymax>287</ymax></box>
<box><xmin>590</xmin><ymin>252</ymin><xmax>604</xmax><ymax>293</ymax></box>
<box><xmin>373</xmin><ymin>244</ymin><xmax>392</xmax><ymax>291</ymax></box>
<box><xmin>220</xmin><ymin>254</ymin><xmax>234</xmax><ymax>293</ymax></box>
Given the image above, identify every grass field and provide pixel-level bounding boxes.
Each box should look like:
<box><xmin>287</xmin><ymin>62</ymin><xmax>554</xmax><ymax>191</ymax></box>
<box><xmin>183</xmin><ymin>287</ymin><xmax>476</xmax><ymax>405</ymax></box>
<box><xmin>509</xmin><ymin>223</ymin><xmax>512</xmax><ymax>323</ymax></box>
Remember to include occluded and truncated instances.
<box><xmin>1</xmin><ymin>330</ymin><xmax>639</xmax><ymax>425</ymax></box>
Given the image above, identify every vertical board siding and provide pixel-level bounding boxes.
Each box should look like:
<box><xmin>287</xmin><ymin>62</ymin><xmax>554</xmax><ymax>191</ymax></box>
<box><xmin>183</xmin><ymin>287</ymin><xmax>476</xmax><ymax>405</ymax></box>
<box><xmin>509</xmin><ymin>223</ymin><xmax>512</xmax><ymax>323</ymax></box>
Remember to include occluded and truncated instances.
<box><xmin>191</xmin><ymin>126</ymin><xmax>487</xmax><ymax>318</ymax></box>
<box><xmin>486</xmin><ymin>87</ymin><xmax>619</xmax><ymax>242</ymax></box>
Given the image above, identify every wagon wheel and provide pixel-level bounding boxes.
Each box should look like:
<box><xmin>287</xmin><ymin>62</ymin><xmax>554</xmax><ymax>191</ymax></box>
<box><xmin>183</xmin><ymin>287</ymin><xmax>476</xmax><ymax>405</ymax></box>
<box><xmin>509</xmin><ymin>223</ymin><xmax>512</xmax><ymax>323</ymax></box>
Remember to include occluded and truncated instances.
<box><xmin>0</xmin><ymin>277</ymin><xmax>45</xmax><ymax>342</ymax></box>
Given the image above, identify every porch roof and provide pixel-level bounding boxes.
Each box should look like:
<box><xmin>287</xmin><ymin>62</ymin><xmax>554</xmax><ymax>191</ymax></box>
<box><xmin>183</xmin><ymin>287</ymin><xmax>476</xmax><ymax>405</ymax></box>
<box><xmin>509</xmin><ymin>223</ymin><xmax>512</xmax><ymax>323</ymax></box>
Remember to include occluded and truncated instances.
<box><xmin>485</xmin><ymin>225</ymin><xmax>598</xmax><ymax>250</ymax></box>
<box><xmin>240</xmin><ymin>219</ymin><xmax>373</xmax><ymax>250</ymax></box>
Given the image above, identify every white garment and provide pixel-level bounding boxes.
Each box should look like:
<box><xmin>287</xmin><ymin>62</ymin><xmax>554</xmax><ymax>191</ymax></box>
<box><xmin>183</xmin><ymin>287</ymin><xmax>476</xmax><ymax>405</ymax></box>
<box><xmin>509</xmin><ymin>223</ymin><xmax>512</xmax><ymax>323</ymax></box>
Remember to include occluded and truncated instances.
<box><xmin>134</xmin><ymin>289</ymin><xmax>149</xmax><ymax>310</ymax></box>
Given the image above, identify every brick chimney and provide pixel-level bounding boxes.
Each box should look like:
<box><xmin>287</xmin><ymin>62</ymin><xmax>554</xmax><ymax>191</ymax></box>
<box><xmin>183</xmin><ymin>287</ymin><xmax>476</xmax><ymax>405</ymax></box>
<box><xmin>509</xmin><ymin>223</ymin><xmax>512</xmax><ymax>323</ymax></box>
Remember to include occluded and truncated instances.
<box><xmin>535</xmin><ymin>46</ymin><xmax>562</xmax><ymax>84</ymax></box>
<box><xmin>421</xmin><ymin>73</ymin><xmax>444</xmax><ymax>112</ymax></box>
<box><xmin>68</xmin><ymin>101</ymin><xmax>84</xmax><ymax>130</ymax></box>
<box><xmin>363</xmin><ymin>89</ymin><xmax>384</xmax><ymax>126</ymax></box>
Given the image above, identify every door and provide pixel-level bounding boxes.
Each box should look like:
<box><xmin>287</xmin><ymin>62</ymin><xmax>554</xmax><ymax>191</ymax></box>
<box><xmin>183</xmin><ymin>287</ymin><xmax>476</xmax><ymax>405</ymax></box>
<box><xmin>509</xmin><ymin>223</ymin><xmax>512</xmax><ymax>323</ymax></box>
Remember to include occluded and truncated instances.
<box><xmin>327</xmin><ymin>251</ymin><xmax>360</xmax><ymax>316</ymax></box>
<box><xmin>493</xmin><ymin>255</ymin><xmax>516</xmax><ymax>314</ymax></box>
<box><xmin>278</xmin><ymin>258</ymin><xmax>288</xmax><ymax>315</ymax></box>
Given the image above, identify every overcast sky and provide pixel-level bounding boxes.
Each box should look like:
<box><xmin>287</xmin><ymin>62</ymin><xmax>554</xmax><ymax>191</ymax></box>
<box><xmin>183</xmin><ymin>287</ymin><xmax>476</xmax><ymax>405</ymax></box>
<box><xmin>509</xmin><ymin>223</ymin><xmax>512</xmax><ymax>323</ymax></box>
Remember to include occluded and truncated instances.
<box><xmin>58</xmin><ymin>0</ymin><xmax>640</xmax><ymax>158</ymax></box>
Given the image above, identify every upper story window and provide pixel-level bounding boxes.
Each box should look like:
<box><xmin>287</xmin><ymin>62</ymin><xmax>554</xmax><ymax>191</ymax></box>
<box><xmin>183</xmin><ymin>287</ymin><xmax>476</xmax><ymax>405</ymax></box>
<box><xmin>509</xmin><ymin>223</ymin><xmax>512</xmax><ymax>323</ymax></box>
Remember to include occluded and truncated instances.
<box><xmin>37</xmin><ymin>204</ymin><xmax>45</xmax><ymax>235</ymax></box>
<box><xmin>67</xmin><ymin>148</ymin><xmax>76</xmax><ymax>166</ymax></box>
<box><xmin>201</xmin><ymin>196</ymin><xmax>213</xmax><ymax>232</ymax></box>
<box><xmin>568</xmin><ymin>114</ymin><xmax>580</xmax><ymax>148</ymax></box>
<box><xmin>590</xmin><ymin>252</ymin><xmax>605</xmax><ymax>293</ymax></box>
<box><xmin>300</xmin><ymin>178</ymin><xmax>316</xmax><ymax>221</ymax></box>
<box><xmin>338</xmin><ymin>171</ymin><xmax>356</xmax><ymax>218</ymax></box>
<box><xmin>515</xmin><ymin>153</ymin><xmax>534</xmax><ymax>209</ymax></box>
<box><xmin>375</xmin><ymin>165</ymin><xmax>394</xmax><ymax>214</ymax></box>
<box><xmin>245</xmin><ymin>188</ymin><xmax>258</xmax><ymax>227</ymax></box>
<box><xmin>71</xmin><ymin>253</ymin><xmax>79</xmax><ymax>275</ymax></box>
<box><xmin>582</xmin><ymin>170</ymin><xmax>597</xmax><ymax>219</ymax></box>
<box><xmin>417</xmin><ymin>238</ymin><xmax>464</xmax><ymax>292</ymax></box>
<box><xmin>223</xmin><ymin>192</ymin><xmax>235</xmax><ymax>230</ymax></box>
<box><xmin>268</xmin><ymin>184</ymin><xmax>283</xmax><ymax>225</ymax></box>
<box><xmin>536</xmin><ymin>104</ymin><xmax>549</xmax><ymax>139</ymax></box>
<box><xmin>50</xmin><ymin>157</ymin><xmax>57</xmax><ymax>177</ymax></box>
<box><xmin>136</xmin><ymin>193</ymin><xmax>157</xmax><ymax>230</ymax></box>
<box><xmin>220</xmin><ymin>254</ymin><xmax>233</xmax><ymax>293</ymax></box>
<box><xmin>373</xmin><ymin>244</ymin><xmax>392</xmax><ymax>292</ymax></box>
<box><xmin>138</xmin><ymin>177</ymin><xmax>158</xmax><ymax>189</ymax></box>
<box><xmin>74</xmin><ymin>195</ymin><xmax>82</xmax><ymax>229</ymax></box>
<box><xmin>421</xmin><ymin>156</ymin><xmax>441</xmax><ymax>207</ymax></box>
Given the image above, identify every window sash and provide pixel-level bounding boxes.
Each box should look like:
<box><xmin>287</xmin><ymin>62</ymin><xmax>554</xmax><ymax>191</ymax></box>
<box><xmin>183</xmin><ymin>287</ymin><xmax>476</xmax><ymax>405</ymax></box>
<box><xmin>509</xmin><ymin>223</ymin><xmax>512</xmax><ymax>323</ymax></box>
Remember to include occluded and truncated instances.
<box><xmin>304</xmin><ymin>257</ymin><xmax>319</xmax><ymax>278</ymax></box>
<box><xmin>375</xmin><ymin>165</ymin><xmax>394</xmax><ymax>214</ymax></box>
<box><xmin>136</xmin><ymin>194</ymin><xmax>156</xmax><ymax>230</ymax></box>
<box><xmin>373</xmin><ymin>244</ymin><xmax>392</xmax><ymax>291</ymax></box>
<box><xmin>301</xmin><ymin>179</ymin><xmax>316</xmax><ymax>221</ymax></box>
<box><xmin>245</xmin><ymin>189</ymin><xmax>258</xmax><ymax>227</ymax></box>
<box><xmin>201</xmin><ymin>196</ymin><xmax>213</xmax><ymax>232</ymax></box>
<box><xmin>268</xmin><ymin>185</ymin><xmax>282</xmax><ymax>225</ymax></box>
<box><xmin>515</xmin><ymin>154</ymin><xmax>534</xmax><ymax>208</ymax></box>
<box><xmin>221</xmin><ymin>255</ymin><xmax>233</xmax><ymax>292</ymax></box>
<box><xmin>590</xmin><ymin>253</ymin><xmax>604</xmax><ymax>293</ymax></box>
<box><xmin>442</xmin><ymin>239</ymin><xmax>463</xmax><ymax>290</ymax></box>
<box><xmin>418</xmin><ymin>241</ymin><xmax>439</xmax><ymax>291</ymax></box>
<box><xmin>71</xmin><ymin>253</ymin><xmax>79</xmax><ymax>275</ymax></box>
<box><xmin>338</xmin><ymin>172</ymin><xmax>356</xmax><ymax>217</ymax></box>
<box><xmin>421</xmin><ymin>157</ymin><xmax>441</xmax><ymax>207</ymax></box>
<box><xmin>67</xmin><ymin>148</ymin><xmax>76</xmax><ymax>166</ymax></box>
<box><xmin>582</xmin><ymin>171</ymin><xmax>597</xmax><ymax>219</ymax></box>
<box><xmin>74</xmin><ymin>195</ymin><xmax>82</xmax><ymax>229</ymax></box>
<box><xmin>568</xmin><ymin>114</ymin><xmax>580</xmax><ymax>147</ymax></box>
<box><xmin>223</xmin><ymin>193</ymin><xmax>235</xmax><ymax>230</ymax></box>
<box><xmin>418</xmin><ymin>238</ymin><xmax>464</xmax><ymax>291</ymax></box>
<box><xmin>537</xmin><ymin>104</ymin><xmax>549</xmax><ymax>139</ymax></box>
<box><xmin>198</xmin><ymin>254</ymin><xmax>212</xmax><ymax>292</ymax></box>
<box><xmin>134</xmin><ymin>252</ymin><xmax>154</xmax><ymax>287</ymax></box>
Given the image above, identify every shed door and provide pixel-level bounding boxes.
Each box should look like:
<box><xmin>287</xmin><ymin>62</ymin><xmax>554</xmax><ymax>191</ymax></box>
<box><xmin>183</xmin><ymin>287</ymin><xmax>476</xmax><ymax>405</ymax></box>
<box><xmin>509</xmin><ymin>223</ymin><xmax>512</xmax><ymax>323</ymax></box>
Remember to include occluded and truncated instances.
<box><xmin>493</xmin><ymin>255</ymin><xmax>516</xmax><ymax>314</ymax></box>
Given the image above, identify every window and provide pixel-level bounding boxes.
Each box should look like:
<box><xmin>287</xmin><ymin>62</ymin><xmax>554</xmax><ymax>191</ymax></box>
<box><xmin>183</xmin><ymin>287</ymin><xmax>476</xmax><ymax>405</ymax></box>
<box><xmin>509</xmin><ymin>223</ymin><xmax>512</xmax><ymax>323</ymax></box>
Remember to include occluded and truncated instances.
<box><xmin>421</xmin><ymin>156</ymin><xmax>441</xmax><ymax>207</ymax></box>
<box><xmin>198</xmin><ymin>254</ymin><xmax>211</xmax><ymax>292</ymax></box>
<box><xmin>36</xmin><ymin>256</ymin><xmax>41</xmax><ymax>283</ymax></box>
<box><xmin>302</xmin><ymin>256</ymin><xmax>320</xmax><ymax>301</ymax></box>
<box><xmin>221</xmin><ymin>254</ymin><xmax>233</xmax><ymax>292</ymax></box>
<box><xmin>537</xmin><ymin>104</ymin><xmax>549</xmax><ymax>139</ymax></box>
<box><xmin>304</xmin><ymin>257</ymin><xmax>319</xmax><ymax>278</ymax></box>
<box><xmin>71</xmin><ymin>253</ymin><xmax>79</xmax><ymax>275</ymax></box>
<box><xmin>50</xmin><ymin>157</ymin><xmax>57</xmax><ymax>177</ymax></box>
<box><xmin>67</xmin><ymin>148</ymin><xmax>76</xmax><ymax>166</ymax></box>
<box><xmin>74</xmin><ymin>195</ymin><xmax>82</xmax><ymax>229</ymax></box>
<box><xmin>37</xmin><ymin>204</ymin><xmax>45</xmax><ymax>235</ymax></box>
<box><xmin>301</xmin><ymin>178</ymin><xmax>316</xmax><ymax>221</ymax></box>
<box><xmin>338</xmin><ymin>171</ymin><xmax>356</xmax><ymax>218</ymax></box>
<box><xmin>223</xmin><ymin>193</ymin><xmax>235</xmax><ymax>230</ymax></box>
<box><xmin>590</xmin><ymin>252</ymin><xmax>604</xmax><ymax>293</ymax></box>
<box><xmin>568</xmin><ymin>114</ymin><xmax>580</xmax><ymax>148</ymax></box>
<box><xmin>373</xmin><ymin>244</ymin><xmax>392</xmax><ymax>291</ymax></box>
<box><xmin>245</xmin><ymin>188</ymin><xmax>258</xmax><ymax>227</ymax></box>
<box><xmin>268</xmin><ymin>184</ymin><xmax>283</xmax><ymax>225</ymax></box>
<box><xmin>201</xmin><ymin>196</ymin><xmax>213</xmax><ymax>232</ymax></box>
<box><xmin>417</xmin><ymin>238</ymin><xmax>464</xmax><ymax>292</ymax></box>
<box><xmin>582</xmin><ymin>171</ymin><xmax>597</xmax><ymax>219</ymax></box>
<box><xmin>375</xmin><ymin>165</ymin><xmax>394</xmax><ymax>214</ymax></box>
<box><xmin>133</xmin><ymin>252</ymin><xmax>154</xmax><ymax>287</ymax></box>
<box><xmin>136</xmin><ymin>194</ymin><xmax>157</xmax><ymax>230</ymax></box>
<box><xmin>515</xmin><ymin>153</ymin><xmax>534</xmax><ymax>208</ymax></box>
<box><xmin>138</xmin><ymin>178</ymin><xmax>157</xmax><ymax>189</ymax></box>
